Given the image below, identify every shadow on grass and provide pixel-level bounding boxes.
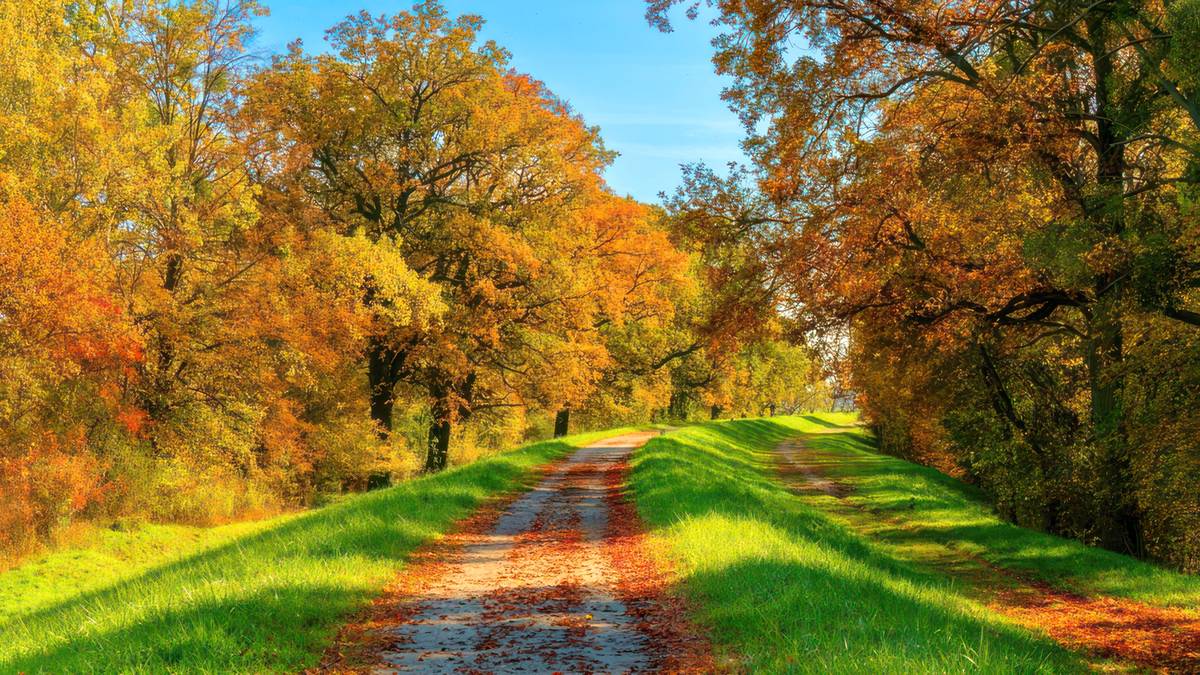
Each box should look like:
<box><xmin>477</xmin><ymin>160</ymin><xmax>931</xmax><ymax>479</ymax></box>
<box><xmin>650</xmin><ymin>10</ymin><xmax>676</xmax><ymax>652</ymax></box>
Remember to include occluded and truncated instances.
<box><xmin>630</xmin><ymin>418</ymin><xmax>1084</xmax><ymax>672</ymax></box>
<box><xmin>807</xmin><ymin>432</ymin><xmax>982</xmax><ymax>501</ymax></box>
<box><xmin>1</xmin><ymin>438</ymin><xmax>580</xmax><ymax>672</ymax></box>
<box><xmin>9</xmin><ymin>583</ymin><xmax>367</xmax><ymax>672</ymax></box>
<box><xmin>683</xmin><ymin>557</ymin><xmax>1071</xmax><ymax>672</ymax></box>
<box><xmin>799</xmin><ymin>428</ymin><xmax>1200</xmax><ymax>606</ymax></box>
<box><xmin>800</xmin><ymin>414</ymin><xmax>855</xmax><ymax>429</ymax></box>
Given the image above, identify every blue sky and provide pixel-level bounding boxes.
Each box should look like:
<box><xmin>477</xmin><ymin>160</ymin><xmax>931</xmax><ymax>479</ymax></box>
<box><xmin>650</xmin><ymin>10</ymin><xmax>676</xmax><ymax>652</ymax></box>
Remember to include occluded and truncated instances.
<box><xmin>252</xmin><ymin>1</ymin><xmax>744</xmax><ymax>203</ymax></box>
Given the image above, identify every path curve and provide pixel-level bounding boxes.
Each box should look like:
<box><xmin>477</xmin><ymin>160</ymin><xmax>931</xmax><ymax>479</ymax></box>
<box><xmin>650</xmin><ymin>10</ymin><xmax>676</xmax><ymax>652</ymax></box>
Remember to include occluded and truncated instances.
<box><xmin>326</xmin><ymin>432</ymin><xmax>709</xmax><ymax>674</ymax></box>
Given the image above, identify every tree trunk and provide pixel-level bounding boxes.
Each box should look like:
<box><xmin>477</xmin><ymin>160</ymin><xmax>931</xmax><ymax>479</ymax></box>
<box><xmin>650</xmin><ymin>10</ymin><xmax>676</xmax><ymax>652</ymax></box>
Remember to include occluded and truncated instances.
<box><xmin>425</xmin><ymin>390</ymin><xmax>452</xmax><ymax>472</ymax></box>
<box><xmin>425</xmin><ymin>417</ymin><xmax>451</xmax><ymax>473</ymax></box>
<box><xmin>667</xmin><ymin>391</ymin><xmax>684</xmax><ymax>419</ymax></box>
<box><xmin>1086</xmin><ymin>294</ymin><xmax>1125</xmax><ymax>442</ymax></box>
<box><xmin>768</xmin><ymin>402</ymin><xmax>777</xmax><ymax>416</ymax></box>
<box><xmin>553</xmin><ymin>408</ymin><xmax>570</xmax><ymax>438</ymax></box>
<box><xmin>146</xmin><ymin>253</ymin><xmax>184</xmax><ymax>425</ymax></box>
<box><xmin>977</xmin><ymin>343</ymin><xmax>1063</xmax><ymax>532</ymax></box>
<box><xmin>1081</xmin><ymin>12</ymin><xmax>1140</xmax><ymax>555</ymax></box>
<box><xmin>710</xmin><ymin>404</ymin><xmax>721</xmax><ymax>420</ymax></box>
<box><xmin>1087</xmin><ymin>296</ymin><xmax>1141</xmax><ymax>554</ymax></box>
<box><xmin>367</xmin><ymin>337</ymin><xmax>404</xmax><ymax>438</ymax></box>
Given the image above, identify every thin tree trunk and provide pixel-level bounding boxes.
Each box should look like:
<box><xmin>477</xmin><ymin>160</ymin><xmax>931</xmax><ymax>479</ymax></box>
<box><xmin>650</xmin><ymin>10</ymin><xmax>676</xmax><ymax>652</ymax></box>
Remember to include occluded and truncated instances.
<box><xmin>425</xmin><ymin>417</ymin><xmax>451</xmax><ymax>473</ymax></box>
<box><xmin>977</xmin><ymin>343</ymin><xmax>1063</xmax><ymax>531</ymax></box>
<box><xmin>144</xmin><ymin>253</ymin><xmax>185</xmax><ymax>435</ymax></box>
<box><xmin>425</xmin><ymin>389</ymin><xmax>452</xmax><ymax>472</ymax></box>
<box><xmin>710</xmin><ymin>404</ymin><xmax>721</xmax><ymax>420</ymax></box>
<box><xmin>668</xmin><ymin>391</ymin><xmax>683</xmax><ymax>419</ymax></box>
<box><xmin>1087</xmin><ymin>296</ymin><xmax>1140</xmax><ymax>554</ymax></box>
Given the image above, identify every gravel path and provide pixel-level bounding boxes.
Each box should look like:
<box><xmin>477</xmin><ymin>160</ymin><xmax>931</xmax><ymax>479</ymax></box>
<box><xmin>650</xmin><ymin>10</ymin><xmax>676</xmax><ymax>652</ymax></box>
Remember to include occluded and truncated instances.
<box><xmin>342</xmin><ymin>431</ymin><xmax>705</xmax><ymax>674</ymax></box>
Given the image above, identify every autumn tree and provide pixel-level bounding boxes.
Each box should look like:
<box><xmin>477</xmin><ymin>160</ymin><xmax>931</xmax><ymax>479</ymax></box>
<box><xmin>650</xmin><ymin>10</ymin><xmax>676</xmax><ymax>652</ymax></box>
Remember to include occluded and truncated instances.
<box><xmin>86</xmin><ymin>0</ymin><xmax>383</xmax><ymax>513</ymax></box>
<box><xmin>0</xmin><ymin>0</ymin><xmax>141</xmax><ymax>549</ymax></box>
<box><xmin>655</xmin><ymin>163</ymin><xmax>813</xmax><ymax>419</ymax></box>
<box><xmin>0</xmin><ymin>0</ymin><xmax>440</xmax><ymax>550</ymax></box>
<box><xmin>704</xmin><ymin>338</ymin><xmax>829</xmax><ymax>418</ymax></box>
<box><xmin>649</xmin><ymin>0</ymin><xmax>1200</xmax><ymax>560</ymax></box>
<box><xmin>248</xmin><ymin>1</ymin><xmax>688</xmax><ymax>471</ymax></box>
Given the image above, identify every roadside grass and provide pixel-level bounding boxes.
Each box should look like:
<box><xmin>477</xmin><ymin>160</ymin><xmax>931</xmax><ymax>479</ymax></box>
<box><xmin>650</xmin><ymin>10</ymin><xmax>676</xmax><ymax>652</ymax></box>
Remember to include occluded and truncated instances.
<box><xmin>800</xmin><ymin>423</ymin><xmax>1200</xmax><ymax>608</ymax></box>
<box><xmin>0</xmin><ymin>519</ymin><xmax>281</xmax><ymax>625</ymax></box>
<box><xmin>0</xmin><ymin>426</ymin><xmax>635</xmax><ymax>673</ymax></box>
<box><xmin>630</xmin><ymin>415</ymin><xmax>1087</xmax><ymax>673</ymax></box>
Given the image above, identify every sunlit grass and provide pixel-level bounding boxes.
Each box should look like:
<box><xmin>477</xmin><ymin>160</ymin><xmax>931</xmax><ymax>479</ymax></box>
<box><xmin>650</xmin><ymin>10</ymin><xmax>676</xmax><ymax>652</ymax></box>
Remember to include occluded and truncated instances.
<box><xmin>0</xmin><ymin>518</ymin><xmax>282</xmax><ymax>624</ymax></box>
<box><xmin>630</xmin><ymin>415</ymin><xmax>1086</xmax><ymax>673</ymax></box>
<box><xmin>0</xmin><ymin>426</ymin><xmax>634</xmax><ymax>673</ymax></box>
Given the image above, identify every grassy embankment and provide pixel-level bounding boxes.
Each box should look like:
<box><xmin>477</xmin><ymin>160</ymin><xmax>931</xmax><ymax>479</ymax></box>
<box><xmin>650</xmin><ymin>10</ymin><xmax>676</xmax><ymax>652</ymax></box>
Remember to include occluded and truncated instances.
<box><xmin>0</xmin><ymin>427</ymin><xmax>635</xmax><ymax>672</ymax></box>
<box><xmin>630</xmin><ymin>414</ymin><xmax>1200</xmax><ymax>672</ymax></box>
<box><xmin>796</xmin><ymin>419</ymin><xmax>1200</xmax><ymax>608</ymax></box>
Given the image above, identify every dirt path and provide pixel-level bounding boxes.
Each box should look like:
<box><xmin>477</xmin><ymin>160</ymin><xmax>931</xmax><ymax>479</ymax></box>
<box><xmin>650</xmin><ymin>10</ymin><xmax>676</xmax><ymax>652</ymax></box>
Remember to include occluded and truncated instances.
<box><xmin>776</xmin><ymin>438</ymin><xmax>854</xmax><ymax>498</ymax></box>
<box><xmin>775</xmin><ymin>436</ymin><xmax>1200</xmax><ymax>673</ymax></box>
<box><xmin>322</xmin><ymin>432</ymin><xmax>709</xmax><ymax>674</ymax></box>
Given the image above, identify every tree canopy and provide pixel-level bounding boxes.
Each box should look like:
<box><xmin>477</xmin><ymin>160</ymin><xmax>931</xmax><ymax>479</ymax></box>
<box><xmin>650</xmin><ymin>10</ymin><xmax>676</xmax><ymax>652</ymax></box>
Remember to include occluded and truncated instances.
<box><xmin>650</xmin><ymin>0</ymin><xmax>1200</xmax><ymax>568</ymax></box>
<box><xmin>0</xmin><ymin>0</ymin><xmax>825</xmax><ymax>557</ymax></box>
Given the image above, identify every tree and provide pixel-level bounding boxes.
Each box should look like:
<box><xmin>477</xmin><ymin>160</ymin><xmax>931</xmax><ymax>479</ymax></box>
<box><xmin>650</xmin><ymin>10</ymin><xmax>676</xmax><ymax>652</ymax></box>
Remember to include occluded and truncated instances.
<box><xmin>649</xmin><ymin>0</ymin><xmax>1200</xmax><ymax>558</ymax></box>
<box><xmin>0</xmin><ymin>0</ymin><xmax>144</xmax><ymax>550</ymax></box>
<box><xmin>0</xmin><ymin>196</ymin><xmax>142</xmax><ymax>551</ymax></box>
<box><xmin>249</xmin><ymin>2</ymin><xmax>685</xmax><ymax>470</ymax></box>
<box><xmin>0</xmin><ymin>0</ymin><xmax>441</xmax><ymax>548</ymax></box>
<box><xmin>654</xmin><ymin>163</ymin><xmax>811</xmax><ymax>419</ymax></box>
<box><xmin>704</xmin><ymin>339</ymin><xmax>829</xmax><ymax>418</ymax></box>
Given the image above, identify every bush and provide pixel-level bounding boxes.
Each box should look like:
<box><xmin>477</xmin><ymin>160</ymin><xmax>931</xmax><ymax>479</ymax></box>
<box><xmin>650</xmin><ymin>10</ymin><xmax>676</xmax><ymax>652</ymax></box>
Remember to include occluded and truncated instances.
<box><xmin>310</xmin><ymin>420</ymin><xmax>419</xmax><ymax>494</ymax></box>
<box><xmin>0</xmin><ymin>436</ymin><xmax>105</xmax><ymax>558</ymax></box>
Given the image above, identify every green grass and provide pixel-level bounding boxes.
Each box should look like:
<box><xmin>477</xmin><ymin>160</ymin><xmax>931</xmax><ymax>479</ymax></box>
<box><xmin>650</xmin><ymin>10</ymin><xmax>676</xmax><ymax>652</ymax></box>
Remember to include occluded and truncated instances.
<box><xmin>630</xmin><ymin>415</ymin><xmax>1088</xmax><ymax>673</ymax></box>
<box><xmin>0</xmin><ymin>426</ymin><xmax>634</xmax><ymax>673</ymax></box>
<box><xmin>799</xmin><ymin>421</ymin><xmax>1200</xmax><ymax>608</ymax></box>
<box><xmin>0</xmin><ymin>519</ymin><xmax>283</xmax><ymax>624</ymax></box>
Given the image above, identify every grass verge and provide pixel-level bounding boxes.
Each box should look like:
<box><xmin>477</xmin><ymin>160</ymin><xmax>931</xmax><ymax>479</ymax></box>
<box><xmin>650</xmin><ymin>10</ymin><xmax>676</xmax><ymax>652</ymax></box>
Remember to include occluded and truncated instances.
<box><xmin>799</xmin><ymin>421</ymin><xmax>1200</xmax><ymax>608</ymax></box>
<box><xmin>630</xmin><ymin>415</ymin><xmax>1087</xmax><ymax>673</ymax></box>
<box><xmin>0</xmin><ymin>427</ymin><xmax>633</xmax><ymax>673</ymax></box>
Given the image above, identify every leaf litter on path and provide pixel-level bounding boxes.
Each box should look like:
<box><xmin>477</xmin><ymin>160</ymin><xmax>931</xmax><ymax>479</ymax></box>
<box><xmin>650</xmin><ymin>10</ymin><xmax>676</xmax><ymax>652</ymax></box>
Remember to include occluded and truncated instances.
<box><xmin>315</xmin><ymin>432</ymin><xmax>711</xmax><ymax>674</ymax></box>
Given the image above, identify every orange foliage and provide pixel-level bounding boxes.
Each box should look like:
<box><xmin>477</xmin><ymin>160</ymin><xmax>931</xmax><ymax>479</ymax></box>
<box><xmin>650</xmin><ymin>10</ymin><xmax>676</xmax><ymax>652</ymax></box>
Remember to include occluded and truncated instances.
<box><xmin>0</xmin><ymin>0</ymin><xmax>783</xmax><ymax>558</ymax></box>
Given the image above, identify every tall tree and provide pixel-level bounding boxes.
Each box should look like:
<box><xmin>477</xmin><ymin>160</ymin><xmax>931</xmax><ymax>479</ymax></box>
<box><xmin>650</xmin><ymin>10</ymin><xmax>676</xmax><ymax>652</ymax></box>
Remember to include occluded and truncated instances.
<box><xmin>249</xmin><ymin>2</ymin><xmax>684</xmax><ymax>470</ymax></box>
<box><xmin>649</xmin><ymin>0</ymin><xmax>1200</xmax><ymax>555</ymax></box>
